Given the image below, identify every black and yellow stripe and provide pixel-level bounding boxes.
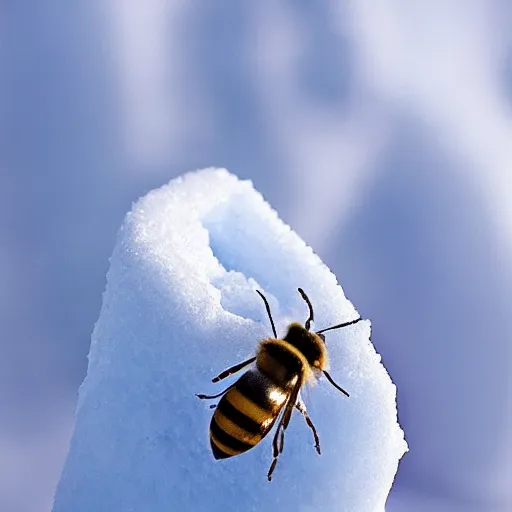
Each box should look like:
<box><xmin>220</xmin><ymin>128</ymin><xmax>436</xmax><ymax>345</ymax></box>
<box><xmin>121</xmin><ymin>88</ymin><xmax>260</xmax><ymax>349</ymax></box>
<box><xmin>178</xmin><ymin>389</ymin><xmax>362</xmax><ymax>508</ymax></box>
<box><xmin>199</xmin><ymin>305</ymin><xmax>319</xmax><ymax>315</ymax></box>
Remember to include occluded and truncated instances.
<box><xmin>209</xmin><ymin>370</ymin><xmax>287</xmax><ymax>459</ymax></box>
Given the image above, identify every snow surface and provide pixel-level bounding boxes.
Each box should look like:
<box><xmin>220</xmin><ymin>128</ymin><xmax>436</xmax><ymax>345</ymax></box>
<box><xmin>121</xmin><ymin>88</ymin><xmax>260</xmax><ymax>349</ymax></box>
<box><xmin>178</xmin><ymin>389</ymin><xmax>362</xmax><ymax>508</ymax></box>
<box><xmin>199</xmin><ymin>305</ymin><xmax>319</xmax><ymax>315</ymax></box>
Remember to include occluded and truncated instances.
<box><xmin>53</xmin><ymin>168</ymin><xmax>407</xmax><ymax>512</ymax></box>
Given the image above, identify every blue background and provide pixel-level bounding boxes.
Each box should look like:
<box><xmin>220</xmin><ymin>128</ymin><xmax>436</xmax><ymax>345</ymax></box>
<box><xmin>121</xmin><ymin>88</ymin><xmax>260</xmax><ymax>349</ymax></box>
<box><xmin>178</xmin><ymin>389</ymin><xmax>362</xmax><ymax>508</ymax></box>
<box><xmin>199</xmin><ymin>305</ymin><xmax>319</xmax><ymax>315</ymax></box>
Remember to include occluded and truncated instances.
<box><xmin>2</xmin><ymin>1</ymin><xmax>511</xmax><ymax>511</ymax></box>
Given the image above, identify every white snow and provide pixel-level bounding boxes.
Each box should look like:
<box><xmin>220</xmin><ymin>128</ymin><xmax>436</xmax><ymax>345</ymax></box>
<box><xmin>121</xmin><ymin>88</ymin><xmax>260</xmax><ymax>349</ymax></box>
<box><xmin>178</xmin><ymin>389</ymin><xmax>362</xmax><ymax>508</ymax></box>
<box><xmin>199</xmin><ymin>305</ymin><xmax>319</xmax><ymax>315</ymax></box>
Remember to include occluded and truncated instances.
<box><xmin>53</xmin><ymin>168</ymin><xmax>407</xmax><ymax>512</ymax></box>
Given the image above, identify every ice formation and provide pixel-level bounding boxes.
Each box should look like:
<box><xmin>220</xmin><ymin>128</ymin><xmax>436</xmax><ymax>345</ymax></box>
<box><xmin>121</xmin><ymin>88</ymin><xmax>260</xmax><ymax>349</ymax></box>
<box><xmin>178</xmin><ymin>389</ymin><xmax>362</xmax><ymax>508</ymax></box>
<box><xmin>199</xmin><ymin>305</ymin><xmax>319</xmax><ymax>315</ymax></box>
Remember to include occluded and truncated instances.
<box><xmin>53</xmin><ymin>168</ymin><xmax>407</xmax><ymax>512</ymax></box>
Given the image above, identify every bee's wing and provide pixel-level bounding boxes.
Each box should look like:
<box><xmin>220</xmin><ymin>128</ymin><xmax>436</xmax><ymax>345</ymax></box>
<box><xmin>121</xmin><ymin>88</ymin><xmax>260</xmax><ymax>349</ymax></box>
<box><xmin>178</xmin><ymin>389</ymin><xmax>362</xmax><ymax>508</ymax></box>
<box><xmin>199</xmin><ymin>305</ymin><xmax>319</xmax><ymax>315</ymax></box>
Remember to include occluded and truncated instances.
<box><xmin>258</xmin><ymin>385</ymin><xmax>291</xmax><ymax>440</ymax></box>
<box><xmin>266</xmin><ymin>378</ymin><xmax>304</xmax><ymax>480</ymax></box>
<box><xmin>297</xmin><ymin>388</ymin><xmax>307</xmax><ymax>406</ymax></box>
<box><xmin>280</xmin><ymin>379</ymin><xmax>303</xmax><ymax>431</ymax></box>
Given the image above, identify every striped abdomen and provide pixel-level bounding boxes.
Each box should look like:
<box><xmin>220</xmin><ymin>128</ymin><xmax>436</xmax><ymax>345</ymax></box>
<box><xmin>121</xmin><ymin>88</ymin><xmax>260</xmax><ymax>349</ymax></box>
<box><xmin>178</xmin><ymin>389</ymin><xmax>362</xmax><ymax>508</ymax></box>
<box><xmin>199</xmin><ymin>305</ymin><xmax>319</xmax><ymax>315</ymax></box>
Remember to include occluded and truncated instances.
<box><xmin>210</xmin><ymin>369</ymin><xmax>288</xmax><ymax>459</ymax></box>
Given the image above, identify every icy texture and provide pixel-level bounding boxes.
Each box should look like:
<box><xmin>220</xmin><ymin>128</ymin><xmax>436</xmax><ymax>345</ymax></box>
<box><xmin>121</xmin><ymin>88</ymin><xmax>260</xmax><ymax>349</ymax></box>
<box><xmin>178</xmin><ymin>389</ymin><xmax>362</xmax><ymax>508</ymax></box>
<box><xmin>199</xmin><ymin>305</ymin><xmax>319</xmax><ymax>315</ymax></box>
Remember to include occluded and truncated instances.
<box><xmin>53</xmin><ymin>168</ymin><xmax>407</xmax><ymax>512</ymax></box>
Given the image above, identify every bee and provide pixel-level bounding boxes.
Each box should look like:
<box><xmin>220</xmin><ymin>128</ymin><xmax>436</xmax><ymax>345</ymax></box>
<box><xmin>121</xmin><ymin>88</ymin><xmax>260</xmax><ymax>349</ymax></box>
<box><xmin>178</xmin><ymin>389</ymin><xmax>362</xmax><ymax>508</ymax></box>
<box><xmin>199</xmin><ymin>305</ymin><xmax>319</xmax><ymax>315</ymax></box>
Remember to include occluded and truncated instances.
<box><xmin>196</xmin><ymin>288</ymin><xmax>362</xmax><ymax>481</ymax></box>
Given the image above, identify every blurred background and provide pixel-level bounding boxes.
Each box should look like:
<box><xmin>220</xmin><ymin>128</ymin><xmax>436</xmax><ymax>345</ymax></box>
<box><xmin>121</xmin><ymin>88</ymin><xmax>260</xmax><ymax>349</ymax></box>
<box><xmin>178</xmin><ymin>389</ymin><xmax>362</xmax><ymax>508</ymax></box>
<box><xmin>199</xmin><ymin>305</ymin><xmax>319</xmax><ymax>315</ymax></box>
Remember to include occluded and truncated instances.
<box><xmin>2</xmin><ymin>1</ymin><xmax>511</xmax><ymax>511</ymax></box>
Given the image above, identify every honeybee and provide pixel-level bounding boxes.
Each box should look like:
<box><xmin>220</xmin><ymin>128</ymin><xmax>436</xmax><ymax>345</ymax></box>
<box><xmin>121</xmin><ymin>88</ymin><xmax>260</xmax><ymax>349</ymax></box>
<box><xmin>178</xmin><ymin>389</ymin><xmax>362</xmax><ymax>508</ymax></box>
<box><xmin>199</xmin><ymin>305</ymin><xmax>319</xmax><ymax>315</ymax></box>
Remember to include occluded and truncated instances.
<box><xmin>197</xmin><ymin>288</ymin><xmax>362</xmax><ymax>481</ymax></box>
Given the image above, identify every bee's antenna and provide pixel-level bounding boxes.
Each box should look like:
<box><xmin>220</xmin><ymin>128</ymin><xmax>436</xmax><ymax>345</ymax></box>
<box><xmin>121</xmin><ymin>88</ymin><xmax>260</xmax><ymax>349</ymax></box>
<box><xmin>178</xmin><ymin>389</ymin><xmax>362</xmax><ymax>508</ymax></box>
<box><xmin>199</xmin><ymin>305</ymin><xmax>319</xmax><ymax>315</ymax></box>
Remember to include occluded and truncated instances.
<box><xmin>315</xmin><ymin>317</ymin><xmax>362</xmax><ymax>335</ymax></box>
<box><xmin>256</xmin><ymin>290</ymin><xmax>278</xmax><ymax>338</ymax></box>
<box><xmin>298</xmin><ymin>288</ymin><xmax>314</xmax><ymax>331</ymax></box>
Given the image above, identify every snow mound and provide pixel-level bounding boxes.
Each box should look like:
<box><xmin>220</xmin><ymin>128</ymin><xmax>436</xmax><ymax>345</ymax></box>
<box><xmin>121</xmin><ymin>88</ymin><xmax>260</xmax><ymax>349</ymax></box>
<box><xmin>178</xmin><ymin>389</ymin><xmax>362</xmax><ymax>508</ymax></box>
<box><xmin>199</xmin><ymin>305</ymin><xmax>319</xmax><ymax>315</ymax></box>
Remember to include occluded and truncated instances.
<box><xmin>53</xmin><ymin>168</ymin><xmax>407</xmax><ymax>512</ymax></box>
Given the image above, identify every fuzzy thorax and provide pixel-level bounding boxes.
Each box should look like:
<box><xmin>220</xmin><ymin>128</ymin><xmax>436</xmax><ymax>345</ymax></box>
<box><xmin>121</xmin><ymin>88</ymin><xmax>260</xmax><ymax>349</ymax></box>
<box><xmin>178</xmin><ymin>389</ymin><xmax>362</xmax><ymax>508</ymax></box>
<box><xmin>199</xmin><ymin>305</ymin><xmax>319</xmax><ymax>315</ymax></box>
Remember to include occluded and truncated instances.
<box><xmin>256</xmin><ymin>323</ymin><xmax>328</xmax><ymax>387</ymax></box>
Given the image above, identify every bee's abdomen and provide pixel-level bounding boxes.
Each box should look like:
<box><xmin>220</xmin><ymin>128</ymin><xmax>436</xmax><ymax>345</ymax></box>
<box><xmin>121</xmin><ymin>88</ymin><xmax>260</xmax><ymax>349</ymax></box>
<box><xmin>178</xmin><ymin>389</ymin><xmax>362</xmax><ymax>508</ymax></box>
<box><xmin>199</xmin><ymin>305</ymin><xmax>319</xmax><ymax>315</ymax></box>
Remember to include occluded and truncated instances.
<box><xmin>209</xmin><ymin>371</ymin><xmax>286</xmax><ymax>459</ymax></box>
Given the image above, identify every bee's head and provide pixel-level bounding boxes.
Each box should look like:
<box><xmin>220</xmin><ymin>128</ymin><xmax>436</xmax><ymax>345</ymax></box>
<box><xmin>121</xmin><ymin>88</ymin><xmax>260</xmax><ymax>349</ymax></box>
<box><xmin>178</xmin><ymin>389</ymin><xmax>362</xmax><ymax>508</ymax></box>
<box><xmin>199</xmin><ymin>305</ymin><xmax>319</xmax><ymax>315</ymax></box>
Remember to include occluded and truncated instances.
<box><xmin>286</xmin><ymin>288</ymin><xmax>362</xmax><ymax>373</ymax></box>
<box><xmin>284</xmin><ymin>322</ymin><xmax>327</xmax><ymax>372</ymax></box>
<box><xmin>256</xmin><ymin>287</ymin><xmax>362</xmax><ymax>375</ymax></box>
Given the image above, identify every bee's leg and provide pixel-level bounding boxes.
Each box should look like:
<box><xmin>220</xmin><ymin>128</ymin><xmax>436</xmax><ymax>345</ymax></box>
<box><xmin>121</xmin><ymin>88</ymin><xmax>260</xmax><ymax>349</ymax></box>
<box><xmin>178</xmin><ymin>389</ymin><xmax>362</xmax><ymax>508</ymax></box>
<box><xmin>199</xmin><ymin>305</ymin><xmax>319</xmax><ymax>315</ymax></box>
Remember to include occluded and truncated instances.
<box><xmin>196</xmin><ymin>384</ymin><xmax>233</xmax><ymax>400</ymax></box>
<box><xmin>295</xmin><ymin>397</ymin><xmax>321</xmax><ymax>455</ymax></box>
<box><xmin>211</xmin><ymin>357</ymin><xmax>256</xmax><ymax>383</ymax></box>
<box><xmin>267</xmin><ymin>381</ymin><xmax>302</xmax><ymax>481</ymax></box>
<box><xmin>268</xmin><ymin>417</ymin><xmax>285</xmax><ymax>481</ymax></box>
<box><xmin>323</xmin><ymin>370</ymin><xmax>350</xmax><ymax>397</ymax></box>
